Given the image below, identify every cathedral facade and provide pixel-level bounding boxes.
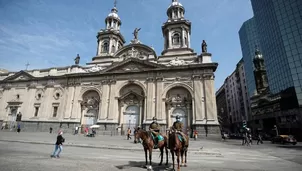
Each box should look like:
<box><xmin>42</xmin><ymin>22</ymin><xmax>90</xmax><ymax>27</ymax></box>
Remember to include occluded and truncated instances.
<box><xmin>0</xmin><ymin>0</ymin><xmax>219</xmax><ymax>137</ymax></box>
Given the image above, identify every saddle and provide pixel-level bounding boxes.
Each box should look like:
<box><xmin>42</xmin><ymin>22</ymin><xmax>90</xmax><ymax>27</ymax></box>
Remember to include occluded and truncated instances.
<box><xmin>150</xmin><ymin>132</ymin><xmax>164</xmax><ymax>141</ymax></box>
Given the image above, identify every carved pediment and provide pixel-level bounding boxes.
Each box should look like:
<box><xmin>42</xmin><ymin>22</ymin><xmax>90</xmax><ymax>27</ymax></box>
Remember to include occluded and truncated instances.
<box><xmin>3</xmin><ymin>71</ymin><xmax>35</xmax><ymax>82</ymax></box>
<box><xmin>102</xmin><ymin>58</ymin><xmax>166</xmax><ymax>73</ymax></box>
<box><xmin>114</xmin><ymin>44</ymin><xmax>157</xmax><ymax>60</ymax></box>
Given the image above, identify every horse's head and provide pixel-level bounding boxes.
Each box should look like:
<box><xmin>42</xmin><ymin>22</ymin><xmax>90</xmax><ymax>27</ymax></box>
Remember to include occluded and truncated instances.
<box><xmin>135</xmin><ymin>129</ymin><xmax>149</xmax><ymax>140</ymax></box>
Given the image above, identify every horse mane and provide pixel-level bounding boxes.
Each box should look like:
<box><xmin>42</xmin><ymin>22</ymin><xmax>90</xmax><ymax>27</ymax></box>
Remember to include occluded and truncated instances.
<box><xmin>137</xmin><ymin>129</ymin><xmax>150</xmax><ymax>138</ymax></box>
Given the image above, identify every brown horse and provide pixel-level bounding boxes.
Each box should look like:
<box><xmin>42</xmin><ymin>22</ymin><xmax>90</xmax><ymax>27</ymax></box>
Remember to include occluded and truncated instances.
<box><xmin>168</xmin><ymin>130</ymin><xmax>189</xmax><ymax>171</ymax></box>
<box><xmin>134</xmin><ymin>129</ymin><xmax>169</xmax><ymax>167</ymax></box>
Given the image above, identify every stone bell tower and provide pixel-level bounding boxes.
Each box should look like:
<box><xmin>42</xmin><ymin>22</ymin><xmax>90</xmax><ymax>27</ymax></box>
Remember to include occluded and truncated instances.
<box><xmin>253</xmin><ymin>45</ymin><xmax>269</xmax><ymax>94</ymax></box>
<box><xmin>91</xmin><ymin>0</ymin><xmax>126</xmax><ymax>64</ymax></box>
<box><xmin>161</xmin><ymin>0</ymin><xmax>194</xmax><ymax>56</ymax></box>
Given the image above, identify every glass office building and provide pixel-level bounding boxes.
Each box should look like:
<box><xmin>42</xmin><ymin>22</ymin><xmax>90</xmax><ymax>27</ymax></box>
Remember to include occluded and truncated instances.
<box><xmin>251</xmin><ymin>0</ymin><xmax>302</xmax><ymax>105</ymax></box>
<box><xmin>239</xmin><ymin>17</ymin><xmax>261</xmax><ymax>97</ymax></box>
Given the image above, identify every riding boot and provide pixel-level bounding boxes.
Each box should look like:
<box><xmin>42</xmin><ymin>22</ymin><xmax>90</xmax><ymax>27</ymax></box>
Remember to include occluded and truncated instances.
<box><xmin>154</xmin><ymin>138</ymin><xmax>158</xmax><ymax>149</ymax></box>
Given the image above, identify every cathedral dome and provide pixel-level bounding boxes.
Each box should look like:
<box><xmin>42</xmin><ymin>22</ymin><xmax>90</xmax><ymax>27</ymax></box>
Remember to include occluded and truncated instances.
<box><xmin>107</xmin><ymin>7</ymin><xmax>120</xmax><ymax>20</ymax></box>
<box><xmin>169</xmin><ymin>1</ymin><xmax>183</xmax><ymax>8</ymax></box>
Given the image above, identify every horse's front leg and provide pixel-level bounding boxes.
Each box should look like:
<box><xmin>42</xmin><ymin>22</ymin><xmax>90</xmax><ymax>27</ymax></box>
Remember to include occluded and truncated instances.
<box><xmin>184</xmin><ymin>149</ymin><xmax>187</xmax><ymax>167</ymax></box>
<box><xmin>180</xmin><ymin>149</ymin><xmax>184</xmax><ymax>166</ymax></box>
<box><xmin>176</xmin><ymin>150</ymin><xmax>180</xmax><ymax>171</ymax></box>
<box><xmin>148</xmin><ymin>148</ymin><xmax>153</xmax><ymax>166</ymax></box>
<box><xmin>159</xmin><ymin>148</ymin><xmax>163</xmax><ymax>166</ymax></box>
<box><xmin>144</xmin><ymin>148</ymin><xmax>148</xmax><ymax>167</ymax></box>
<box><xmin>171</xmin><ymin>150</ymin><xmax>175</xmax><ymax>171</ymax></box>
<box><xmin>165</xmin><ymin>146</ymin><xmax>169</xmax><ymax>165</ymax></box>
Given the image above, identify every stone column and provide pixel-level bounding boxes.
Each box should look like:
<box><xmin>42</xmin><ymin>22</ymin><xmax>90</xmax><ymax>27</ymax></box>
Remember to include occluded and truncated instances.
<box><xmin>204</xmin><ymin>75</ymin><xmax>216</xmax><ymax>120</ymax></box>
<box><xmin>172</xmin><ymin>10</ymin><xmax>175</xmax><ymax>19</ymax></box>
<box><xmin>156</xmin><ymin>78</ymin><xmax>164</xmax><ymax>119</ymax></box>
<box><xmin>64</xmin><ymin>86</ymin><xmax>74</xmax><ymax>118</ymax></box>
<box><xmin>97</xmin><ymin>40</ymin><xmax>101</xmax><ymax>56</ymax></box>
<box><xmin>99</xmin><ymin>82</ymin><xmax>110</xmax><ymax>120</ymax></box>
<box><xmin>109</xmin><ymin>37</ymin><xmax>113</xmax><ymax>54</ymax></box>
<box><xmin>181</xmin><ymin>27</ymin><xmax>185</xmax><ymax>47</ymax></box>
<box><xmin>146</xmin><ymin>78</ymin><xmax>155</xmax><ymax>120</ymax></box>
<box><xmin>168</xmin><ymin>29</ymin><xmax>172</xmax><ymax>49</ymax></box>
<box><xmin>24</xmin><ymin>88</ymin><xmax>36</xmax><ymax>119</ymax></box>
<box><xmin>44</xmin><ymin>87</ymin><xmax>53</xmax><ymax>118</ymax></box>
<box><xmin>70</xmin><ymin>86</ymin><xmax>81</xmax><ymax>119</ymax></box>
<box><xmin>108</xmin><ymin>80</ymin><xmax>118</xmax><ymax>120</ymax></box>
<box><xmin>139</xmin><ymin>104</ymin><xmax>143</xmax><ymax>126</ymax></box>
<box><xmin>193</xmin><ymin>75</ymin><xmax>205</xmax><ymax>121</ymax></box>
<box><xmin>187</xmin><ymin>32</ymin><xmax>191</xmax><ymax>48</ymax></box>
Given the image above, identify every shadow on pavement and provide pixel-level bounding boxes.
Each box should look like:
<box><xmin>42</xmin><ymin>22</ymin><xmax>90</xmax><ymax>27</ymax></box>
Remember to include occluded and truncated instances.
<box><xmin>276</xmin><ymin>145</ymin><xmax>302</xmax><ymax>150</ymax></box>
<box><xmin>115</xmin><ymin>161</ymin><xmax>172</xmax><ymax>171</ymax></box>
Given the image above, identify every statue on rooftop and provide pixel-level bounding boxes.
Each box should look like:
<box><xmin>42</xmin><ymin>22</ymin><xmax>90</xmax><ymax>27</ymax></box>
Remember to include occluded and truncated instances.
<box><xmin>133</xmin><ymin>28</ymin><xmax>141</xmax><ymax>40</ymax></box>
<box><xmin>202</xmin><ymin>40</ymin><xmax>207</xmax><ymax>53</ymax></box>
<box><xmin>74</xmin><ymin>54</ymin><xmax>80</xmax><ymax>65</ymax></box>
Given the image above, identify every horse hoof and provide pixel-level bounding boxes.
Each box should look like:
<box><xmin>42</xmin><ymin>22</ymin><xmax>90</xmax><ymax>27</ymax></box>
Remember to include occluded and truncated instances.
<box><xmin>158</xmin><ymin>163</ymin><xmax>162</xmax><ymax>166</ymax></box>
<box><xmin>184</xmin><ymin>164</ymin><xmax>187</xmax><ymax>167</ymax></box>
<box><xmin>165</xmin><ymin>163</ymin><xmax>168</xmax><ymax>166</ymax></box>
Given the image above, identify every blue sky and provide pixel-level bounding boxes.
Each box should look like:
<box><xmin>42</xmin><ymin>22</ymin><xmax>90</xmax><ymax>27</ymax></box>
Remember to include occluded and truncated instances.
<box><xmin>0</xmin><ymin>0</ymin><xmax>253</xmax><ymax>90</ymax></box>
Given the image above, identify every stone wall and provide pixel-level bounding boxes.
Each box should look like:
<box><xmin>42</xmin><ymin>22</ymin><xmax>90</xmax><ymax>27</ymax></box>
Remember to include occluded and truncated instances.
<box><xmin>20</xmin><ymin>121</ymin><xmax>77</xmax><ymax>133</ymax></box>
<box><xmin>193</xmin><ymin>124</ymin><xmax>221</xmax><ymax>139</ymax></box>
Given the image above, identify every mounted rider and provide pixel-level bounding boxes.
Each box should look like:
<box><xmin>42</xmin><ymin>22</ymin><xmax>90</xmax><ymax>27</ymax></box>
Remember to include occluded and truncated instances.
<box><xmin>172</xmin><ymin>115</ymin><xmax>187</xmax><ymax>145</ymax></box>
<box><xmin>149</xmin><ymin>117</ymin><xmax>161</xmax><ymax>148</ymax></box>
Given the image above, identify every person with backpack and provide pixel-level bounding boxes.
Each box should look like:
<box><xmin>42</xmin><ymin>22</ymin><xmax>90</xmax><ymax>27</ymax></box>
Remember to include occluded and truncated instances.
<box><xmin>51</xmin><ymin>131</ymin><xmax>65</xmax><ymax>158</ymax></box>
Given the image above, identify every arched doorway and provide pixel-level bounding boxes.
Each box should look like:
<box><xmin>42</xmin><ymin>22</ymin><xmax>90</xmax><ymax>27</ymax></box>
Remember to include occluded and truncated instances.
<box><xmin>118</xmin><ymin>83</ymin><xmax>145</xmax><ymax>134</ymax></box>
<box><xmin>165</xmin><ymin>87</ymin><xmax>192</xmax><ymax>132</ymax></box>
<box><xmin>80</xmin><ymin>90</ymin><xmax>101</xmax><ymax>128</ymax></box>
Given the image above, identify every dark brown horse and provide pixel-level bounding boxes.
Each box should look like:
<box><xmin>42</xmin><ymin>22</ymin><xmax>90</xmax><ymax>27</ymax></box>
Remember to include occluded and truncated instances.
<box><xmin>134</xmin><ymin>129</ymin><xmax>169</xmax><ymax>167</ymax></box>
<box><xmin>168</xmin><ymin>130</ymin><xmax>189</xmax><ymax>171</ymax></box>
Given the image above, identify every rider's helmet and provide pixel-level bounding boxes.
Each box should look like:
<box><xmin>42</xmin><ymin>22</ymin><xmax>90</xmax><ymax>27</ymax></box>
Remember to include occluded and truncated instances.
<box><xmin>152</xmin><ymin>117</ymin><xmax>157</xmax><ymax>121</ymax></box>
<box><xmin>176</xmin><ymin>115</ymin><xmax>181</xmax><ymax>121</ymax></box>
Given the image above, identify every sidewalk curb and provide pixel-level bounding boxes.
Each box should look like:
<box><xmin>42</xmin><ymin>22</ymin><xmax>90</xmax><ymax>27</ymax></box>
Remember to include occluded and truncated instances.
<box><xmin>0</xmin><ymin>139</ymin><xmax>222</xmax><ymax>156</ymax></box>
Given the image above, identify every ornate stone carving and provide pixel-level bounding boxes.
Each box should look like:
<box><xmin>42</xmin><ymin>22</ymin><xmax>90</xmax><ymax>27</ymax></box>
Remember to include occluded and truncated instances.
<box><xmin>67</xmin><ymin>78</ymin><xmax>81</xmax><ymax>86</ymax></box>
<box><xmin>53</xmin><ymin>87</ymin><xmax>64</xmax><ymax>100</ymax></box>
<box><xmin>86</xmin><ymin>65</ymin><xmax>105</xmax><ymax>72</ymax></box>
<box><xmin>202</xmin><ymin>73</ymin><xmax>214</xmax><ymax>80</ymax></box>
<box><xmin>122</xmin><ymin>63</ymin><xmax>140</xmax><ymax>71</ymax></box>
<box><xmin>28</xmin><ymin>81</ymin><xmax>38</xmax><ymax>88</ymax></box>
<box><xmin>192</xmin><ymin>75</ymin><xmax>201</xmax><ymax>80</ymax></box>
<box><xmin>35</xmin><ymin>89</ymin><xmax>44</xmax><ymax>100</ymax></box>
<box><xmin>168</xmin><ymin>57</ymin><xmax>187</xmax><ymax>66</ymax></box>
<box><xmin>15</xmin><ymin>75</ymin><xmax>28</xmax><ymax>80</ymax></box>
<box><xmin>126</xmin><ymin>47</ymin><xmax>139</xmax><ymax>58</ymax></box>
<box><xmin>146</xmin><ymin>77</ymin><xmax>154</xmax><ymax>82</ymax></box>
<box><xmin>81</xmin><ymin>96</ymin><xmax>100</xmax><ymax>109</ymax></box>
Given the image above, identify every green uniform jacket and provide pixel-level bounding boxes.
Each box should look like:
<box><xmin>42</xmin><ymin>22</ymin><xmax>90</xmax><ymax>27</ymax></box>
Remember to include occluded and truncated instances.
<box><xmin>149</xmin><ymin>122</ymin><xmax>160</xmax><ymax>131</ymax></box>
<box><xmin>173</xmin><ymin>121</ymin><xmax>183</xmax><ymax>131</ymax></box>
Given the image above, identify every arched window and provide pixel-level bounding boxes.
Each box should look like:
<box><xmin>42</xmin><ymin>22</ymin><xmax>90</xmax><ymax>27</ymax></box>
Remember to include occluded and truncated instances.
<box><xmin>172</xmin><ymin>33</ymin><xmax>180</xmax><ymax>45</ymax></box>
<box><xmin>101</xmin><ymin>42</ymin><xmax>109</xmax><ymax>53</ymax></box>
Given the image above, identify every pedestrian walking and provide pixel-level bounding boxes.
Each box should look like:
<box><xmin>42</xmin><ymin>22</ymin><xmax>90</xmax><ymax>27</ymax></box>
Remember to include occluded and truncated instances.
<box><xmin>127</xmin><ymin>127</ymin><xmax>131</xmax><ymax>140</ymax></box>
<box><xmin>257</xmin><ymin>133</ymin><xmax>263</xmax><ymax>145</ymax></box>
<box><xmin>74</xmin><ymin>126</ymin><xmax>78</xmax><ymax>135</ymax></box>
<box><xmin>50</xmin><ymin>131</ymin><xmax>65</xmax><ymax>158</ymax></box>
<box><xmin>49</xmin><ymin>127</ymin><xmax>53</xmax><ymax>134</ymax></box>
<box><xmin>1</xmin><ymin>122</ymin><xmax>6</xmax><ymax>130</ymax></box>
<box><xmin>17</xmin><ymin>124</ymin><xmax>21</xmax><ymax>133</ymax></box>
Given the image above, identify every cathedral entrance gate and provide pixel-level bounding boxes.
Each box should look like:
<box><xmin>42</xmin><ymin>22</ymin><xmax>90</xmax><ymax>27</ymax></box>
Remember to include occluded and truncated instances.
<box><xmin>80</xmin><ymin>90</ymin><xmax>101</xmax><ymax>128</ymax></box>
<box><xmin>118</xmin><ymin>83</ymin><xmax>145</xmax><ymax>135</ymax></box>
<box><xmin>165</xmin><ymin>86</ymin><xmax>193</xmax><ymax>131</ymax></box>
<box><xmin>123</xmin><ymin>105</ymin><xmax>140</xmax><ymax>134</ymax></box>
